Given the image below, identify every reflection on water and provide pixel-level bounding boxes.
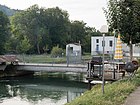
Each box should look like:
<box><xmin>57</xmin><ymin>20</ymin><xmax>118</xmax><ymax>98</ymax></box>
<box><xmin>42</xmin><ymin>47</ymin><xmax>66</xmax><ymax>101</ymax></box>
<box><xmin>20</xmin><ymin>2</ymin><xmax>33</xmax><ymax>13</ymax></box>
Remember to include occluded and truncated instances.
<box><xmin>0</xmin><ymin>73</ymin><xmax>87</xmax><ymax>105</ymax></box>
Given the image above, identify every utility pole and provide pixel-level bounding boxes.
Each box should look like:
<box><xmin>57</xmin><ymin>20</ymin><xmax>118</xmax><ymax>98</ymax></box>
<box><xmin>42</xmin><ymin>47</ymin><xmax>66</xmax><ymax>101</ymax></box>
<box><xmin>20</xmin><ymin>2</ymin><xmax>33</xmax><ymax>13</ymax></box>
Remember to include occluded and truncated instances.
<box><xmin>100</xmin><ymin>25</ymin><xmax>108</xmax><ymax>94</ymax></box>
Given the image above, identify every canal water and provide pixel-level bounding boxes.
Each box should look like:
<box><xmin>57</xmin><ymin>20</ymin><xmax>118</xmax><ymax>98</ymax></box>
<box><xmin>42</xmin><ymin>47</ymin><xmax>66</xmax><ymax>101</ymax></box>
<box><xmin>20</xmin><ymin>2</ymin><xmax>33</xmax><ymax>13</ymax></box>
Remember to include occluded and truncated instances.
<box><xmin>0</xmin><ymin>72</ymin><xmax>87</xmax><ymax>105</ymax></box>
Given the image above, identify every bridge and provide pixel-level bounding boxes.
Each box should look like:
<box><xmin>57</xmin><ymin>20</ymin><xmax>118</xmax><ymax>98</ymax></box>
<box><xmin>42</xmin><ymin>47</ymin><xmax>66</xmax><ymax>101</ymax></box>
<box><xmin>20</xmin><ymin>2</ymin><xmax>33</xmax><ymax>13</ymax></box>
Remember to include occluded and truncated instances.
<box><xmin>15</xmin><ymin>63</ymin><xmax>87</xmax><ymax>73</ymax></box>
<box><xmin>0</xmin><ymin>63</ymin><xmax>87</xmax><ymax>73</ymax></box>
<box><xmin>0</xmin><ymin>55</ymin><xmax>87</xmax><ymax>73</ymax></box>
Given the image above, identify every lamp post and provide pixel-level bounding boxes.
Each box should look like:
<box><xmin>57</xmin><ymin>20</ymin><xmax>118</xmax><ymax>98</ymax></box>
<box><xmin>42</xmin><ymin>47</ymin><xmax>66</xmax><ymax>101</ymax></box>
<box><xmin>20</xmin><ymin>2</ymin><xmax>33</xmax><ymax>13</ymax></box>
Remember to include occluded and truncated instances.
<box><xmin>113</xmin><ymin>29</ymin><xmax>119</xmax><ymax>79</ymax></box>
<box><xmin>100</xmin><ymin>25</ymin><xmax>108</xmax><ymax>94</ymax></box>
<box><xmin>113</xmin><ymin>29</ymin><xmax>116</xmax><ymax>79</ymax></box>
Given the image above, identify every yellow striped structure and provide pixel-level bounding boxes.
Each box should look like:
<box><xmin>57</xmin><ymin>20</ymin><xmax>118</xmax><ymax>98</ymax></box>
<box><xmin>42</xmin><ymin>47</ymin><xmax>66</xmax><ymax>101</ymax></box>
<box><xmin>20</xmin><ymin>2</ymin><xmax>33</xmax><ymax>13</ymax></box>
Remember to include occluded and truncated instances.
<box><xmin>114</xmin><ymin>34</ymin><xmax>123</xmax><ymax>60</ymax></box>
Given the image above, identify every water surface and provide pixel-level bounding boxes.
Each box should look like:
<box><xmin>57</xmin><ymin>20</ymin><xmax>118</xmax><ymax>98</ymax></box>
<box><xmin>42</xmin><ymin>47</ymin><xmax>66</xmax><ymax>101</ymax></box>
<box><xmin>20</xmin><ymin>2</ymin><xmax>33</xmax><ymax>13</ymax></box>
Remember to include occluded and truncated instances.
<box><xmin>0</xmin><ymin>73</ymin><xmax>87</xmax><ymax>105</ymax></box>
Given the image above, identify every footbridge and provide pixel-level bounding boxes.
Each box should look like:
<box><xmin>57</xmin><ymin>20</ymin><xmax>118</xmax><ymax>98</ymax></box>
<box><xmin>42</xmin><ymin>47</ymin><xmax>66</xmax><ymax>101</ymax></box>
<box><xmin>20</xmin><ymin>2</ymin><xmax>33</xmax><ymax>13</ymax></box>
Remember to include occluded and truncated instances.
<box><xmin>0</xmin><ymin>55</ymin><xmax>87</xmax><ymax>73</ymax></box>
<box><xmin>15</xmin><ymin>63</ymin><xmax>87</xmax><ymax>73</ymax></box>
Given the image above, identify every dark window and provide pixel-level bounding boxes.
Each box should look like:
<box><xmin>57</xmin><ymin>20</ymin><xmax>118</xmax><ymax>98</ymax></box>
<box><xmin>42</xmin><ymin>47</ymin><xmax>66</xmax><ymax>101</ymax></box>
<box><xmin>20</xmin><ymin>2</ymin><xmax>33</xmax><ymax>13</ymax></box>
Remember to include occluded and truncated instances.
<box><xmin>70</xmin><ymin>47</ymin><xmax>73</xmax><ymax>53</ymax></box>
<box><xmin>102</xmin><ymin>41</ymin><xmax>105</xmax><ymax>47</ymax></box>
<box><xmin>109</xmin><ymin>40</ymin><xmax>113</xmax><ymax>47</ymax></box>
<box><xmin>96</xmin><ymin>45</ymin><xmax>99</xmax><ymax>51</ymax></box>
<box><xmin>96</xmin><ymin>39</ymin><xmax>99</xmax><ymax>43</ymax></box>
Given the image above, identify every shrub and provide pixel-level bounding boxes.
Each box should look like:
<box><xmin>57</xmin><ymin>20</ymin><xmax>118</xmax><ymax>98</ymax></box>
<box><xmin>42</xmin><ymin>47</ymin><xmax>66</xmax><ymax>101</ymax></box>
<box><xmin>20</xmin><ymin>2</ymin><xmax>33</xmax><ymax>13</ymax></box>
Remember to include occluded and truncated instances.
<box><xmin>51</xmin><ymin>45</ymin><xmax>64</xmax><ymax>57</ymax></box>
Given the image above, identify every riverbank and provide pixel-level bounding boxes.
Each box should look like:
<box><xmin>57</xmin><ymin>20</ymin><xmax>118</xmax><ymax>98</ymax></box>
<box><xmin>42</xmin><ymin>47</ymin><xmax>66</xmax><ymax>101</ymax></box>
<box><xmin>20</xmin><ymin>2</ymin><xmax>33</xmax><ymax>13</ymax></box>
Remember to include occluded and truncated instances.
<box><xmin>66</xmin><ymin>69</ymin><xmax>140</xmax><ymax>105</ymax></box>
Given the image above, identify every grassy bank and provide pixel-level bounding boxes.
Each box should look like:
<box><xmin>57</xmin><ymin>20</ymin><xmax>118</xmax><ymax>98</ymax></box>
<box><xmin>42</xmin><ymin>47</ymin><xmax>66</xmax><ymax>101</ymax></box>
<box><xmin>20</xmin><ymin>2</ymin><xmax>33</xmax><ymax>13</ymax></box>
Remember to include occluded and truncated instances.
<box><xmin>66</xmin><ymin>69</ymin><xmax>140</xmax><ymax>105</ymax></box>
<box><xmin>17</xmin><ymin>54</ymin><xmax>92</xmax><ymax>63</ymax></box>
<box><xmin>17</xmin><ymin>54</ymin><xmax>67</xmax><ymax>63</ymax></box>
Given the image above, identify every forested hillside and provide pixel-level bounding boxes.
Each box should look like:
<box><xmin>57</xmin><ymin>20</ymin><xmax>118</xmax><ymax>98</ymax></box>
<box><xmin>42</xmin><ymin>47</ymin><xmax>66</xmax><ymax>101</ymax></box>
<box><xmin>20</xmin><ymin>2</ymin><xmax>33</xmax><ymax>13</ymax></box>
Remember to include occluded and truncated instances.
<box><xmin>0</xmin><ymin>4</ymin><xmax>19</xmax><ymax>16</ymax></box>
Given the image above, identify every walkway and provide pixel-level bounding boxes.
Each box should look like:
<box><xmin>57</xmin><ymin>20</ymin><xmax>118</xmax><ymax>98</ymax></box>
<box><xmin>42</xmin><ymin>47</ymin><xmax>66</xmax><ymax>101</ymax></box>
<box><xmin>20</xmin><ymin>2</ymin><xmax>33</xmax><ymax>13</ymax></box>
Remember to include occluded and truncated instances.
<box><xmin>15</xmin><ymin>63</ymin><xmax>87</xmax><ymax>73</ymax></box>
<box><xmin>124</xmin><ymin>86</ymin><xmax>140</xmax><ymax>105</ymax></box>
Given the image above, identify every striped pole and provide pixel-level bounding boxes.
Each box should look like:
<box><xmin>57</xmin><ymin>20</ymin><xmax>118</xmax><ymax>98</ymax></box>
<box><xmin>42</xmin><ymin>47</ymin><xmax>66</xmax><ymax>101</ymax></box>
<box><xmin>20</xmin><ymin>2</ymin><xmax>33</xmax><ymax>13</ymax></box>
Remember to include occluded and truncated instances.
<box><xmin>114</xmin><ymin>34</ymin><xmax>123</xmax><ymax>79</ymax></box>
<box><xmin>114</xmin><ymin>34</ymin><xmax>123</xmax><ymax>60</ymax></box>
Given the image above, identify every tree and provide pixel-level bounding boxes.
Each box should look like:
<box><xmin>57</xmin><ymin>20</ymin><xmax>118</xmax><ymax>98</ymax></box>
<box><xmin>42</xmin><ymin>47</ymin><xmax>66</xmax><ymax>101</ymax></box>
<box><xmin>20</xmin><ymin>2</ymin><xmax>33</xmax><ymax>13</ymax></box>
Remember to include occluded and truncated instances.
<box><xmin>5</xmin><ymin>36</ymin><xmax>18</xmax><ymax>53</ymax></box>
<box><xmin>105</xmin><ymin>0</ymin><xmax>140</xmax><ymax>60</ymax></box>
<box><xmin>45</xmin><ymin>7</ymin><xmax>70</xmax><ymax>49</ymax></box>
<box><xmin>10</xmin><ymin>5</ymin><xmax>49</xmax><ymax>54</ymax></box>
<box><xmin>10</xmin><ymin>5</ymin><xmax>70</xmax><ymax>54</ymax></box>
<box><xmin>16</xmin><ymin>36</ymin><xmax>31</xmax><ymax>54</ymax></box>
<box><xmin>0</xmin><ymin>11</ymin><xmax>10</xmax><ymax>54</ymax></box>
<box><xmin>69</xmin><ymin>21</ymin><xmax>86</xmax><ymax>43</ymax></box>
<box><xmin>10</xmin><ymin>4</ymin><xmax>100</xmax><ymax>54</ymax></box>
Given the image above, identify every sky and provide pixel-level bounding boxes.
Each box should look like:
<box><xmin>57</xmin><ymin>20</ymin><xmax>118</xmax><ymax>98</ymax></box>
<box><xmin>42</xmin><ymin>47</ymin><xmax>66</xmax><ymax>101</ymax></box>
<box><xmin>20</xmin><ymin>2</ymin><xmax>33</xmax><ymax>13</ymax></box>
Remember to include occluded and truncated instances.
<box><xmin>0</xmin><ymin>0</ymin><xmax>108</xmax><ymax>30</ymax></box>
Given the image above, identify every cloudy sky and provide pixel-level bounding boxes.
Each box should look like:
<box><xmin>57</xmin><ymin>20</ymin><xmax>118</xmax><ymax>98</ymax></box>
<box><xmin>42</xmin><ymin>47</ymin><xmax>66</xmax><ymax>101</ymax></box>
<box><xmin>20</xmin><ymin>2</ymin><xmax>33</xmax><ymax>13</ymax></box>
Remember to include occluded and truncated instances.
<box><xmin>0</xmin><ymin>0</ymin><xmax>108</xmax><ymax>30</ymax></box>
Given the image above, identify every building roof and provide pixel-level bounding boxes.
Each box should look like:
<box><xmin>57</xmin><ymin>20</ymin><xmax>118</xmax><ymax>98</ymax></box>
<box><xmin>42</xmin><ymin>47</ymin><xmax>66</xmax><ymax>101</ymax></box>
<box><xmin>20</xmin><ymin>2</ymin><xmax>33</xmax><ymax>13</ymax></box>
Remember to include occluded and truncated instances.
<box><xmin>67</xmin><ymin>43</ymin><xmax>81</xmax><ymax>46</ymax></box>
<box><xmin>92</xmin><ymin>36</ymin><xmax>115</xmax><ymax>38</ymax></box>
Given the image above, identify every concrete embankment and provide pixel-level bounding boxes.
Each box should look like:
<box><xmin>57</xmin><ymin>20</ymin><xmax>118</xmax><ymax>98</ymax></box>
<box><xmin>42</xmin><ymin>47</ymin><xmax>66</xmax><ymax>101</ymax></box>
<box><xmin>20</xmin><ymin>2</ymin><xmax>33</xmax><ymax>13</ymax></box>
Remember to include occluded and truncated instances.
<box><xmin>0</xmin><ymin>64</ymin><xmax>34</xmax><ymax>78</ymax></box>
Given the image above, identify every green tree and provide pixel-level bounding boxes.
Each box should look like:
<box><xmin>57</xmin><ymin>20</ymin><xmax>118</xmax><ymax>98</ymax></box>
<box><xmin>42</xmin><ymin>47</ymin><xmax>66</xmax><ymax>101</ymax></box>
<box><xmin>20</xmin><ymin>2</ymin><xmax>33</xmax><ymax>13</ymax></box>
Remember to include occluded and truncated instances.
<box><xmin>10</xmin><ymin>4</ymin><xmax>100</xmax><ymax>55</ymax></box>
<box><xmin>105</xmin><ymin>0</ymin><xmax>140</xmax><ymax>60</ymax></box>
<box><xmin>69</xmin><ymin>21</ymin><xmax>86</xmax><ymax>43</ymax></box>
<box><xmin>5</xmin><ymin>36</ymin><xmax>18</xmax><ymax>53</ymax></box>
<box><xmin>16</xmin><ymin>36</ymin><xmax>31</xmax><ymax>54</ymax></box>
<box><xmin>45</xmin><ymin>7</ymin><xmax>70</xmax><ymax>49</ymax></box>
<box><xmin>10</xmin><ymin>5</ymin><xmax>49</xmax><ymax>54</ymax></box>
<box><xmin>10</xmin><ymin>5</ymin><xmax>70</xmax><ymax>54</ymax></box>
<box><xmin>0</xmin><ymin>11</ymin><xmax>10</xmax><ymax>54</ymax></box>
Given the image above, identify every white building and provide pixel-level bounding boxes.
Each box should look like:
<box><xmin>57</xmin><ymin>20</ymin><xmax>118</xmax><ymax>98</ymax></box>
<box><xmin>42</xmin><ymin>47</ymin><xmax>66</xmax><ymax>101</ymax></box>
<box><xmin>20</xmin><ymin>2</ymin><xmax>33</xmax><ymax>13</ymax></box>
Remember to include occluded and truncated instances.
<box><xmin>91</xmin><ymin>36</ymin><xmax>140</xmax><ymax>56</ymax></box>
<box><xmin>66</xmin><ymin>43</ymin><xmax>81</xmax><ymax>63</ymax></box>
<box><xmin>91</xmin><ymin>36</ymin><xmax>116</xmax><ymax>55</ymax></box>
<box><xmin>66</xmin><ymin>44</ymin><xmax>81</xmax><ymax>56</ymax></box>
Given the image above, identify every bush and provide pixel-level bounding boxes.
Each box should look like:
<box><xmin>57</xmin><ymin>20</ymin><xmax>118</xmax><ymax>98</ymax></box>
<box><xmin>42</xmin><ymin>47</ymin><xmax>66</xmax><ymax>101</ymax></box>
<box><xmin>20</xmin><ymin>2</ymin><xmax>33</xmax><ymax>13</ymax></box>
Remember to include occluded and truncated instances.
<box><xmin>51</xmin><ymin>46</ymin><xmax>64</xmax><ymax>57</ymax></box>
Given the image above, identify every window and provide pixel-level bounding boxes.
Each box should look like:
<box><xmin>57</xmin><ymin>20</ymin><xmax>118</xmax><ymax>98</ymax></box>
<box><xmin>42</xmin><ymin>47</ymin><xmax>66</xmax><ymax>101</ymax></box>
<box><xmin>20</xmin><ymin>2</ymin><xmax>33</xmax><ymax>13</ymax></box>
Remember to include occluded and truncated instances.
<box><xmin>96</xmin><ymin>39</ymin><xmax>99</xmax><ymax>43</ymax></box>
<box><xmin>70</xmin><ymin>47</ymin><xmax>73</xmax><ymax>52</ymax></box>
<box><xmin>102</xmin><ymin>41</ymin><xmax>105</xmax><ymax>47</ymax></box>
<box><xmin>96</xmin><ymin>45</ymin><xmax>99</xmax><ymax>52</ymax></box>
<box><xmin>109</xmin><ymin>40</ymin><xmax>113</xmax><ymax>47</ymax></box>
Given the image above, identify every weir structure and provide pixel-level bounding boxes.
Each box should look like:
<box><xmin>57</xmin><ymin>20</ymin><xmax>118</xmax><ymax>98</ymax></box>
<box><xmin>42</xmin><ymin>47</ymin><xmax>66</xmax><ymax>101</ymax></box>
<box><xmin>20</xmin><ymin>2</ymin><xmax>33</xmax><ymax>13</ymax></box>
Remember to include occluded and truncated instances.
<box><xmin>0</xmin><ymin>55</ymin><xmax>87</xmax><ymax>77</ymax></box>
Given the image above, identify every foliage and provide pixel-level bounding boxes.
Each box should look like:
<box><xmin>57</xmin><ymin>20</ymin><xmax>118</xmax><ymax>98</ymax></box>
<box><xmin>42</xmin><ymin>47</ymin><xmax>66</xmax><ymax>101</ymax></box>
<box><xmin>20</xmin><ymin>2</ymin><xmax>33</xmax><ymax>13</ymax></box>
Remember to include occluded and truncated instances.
<box><xmin>10</xmin><ymin>5</ymin><xmax>70</xmax><ymax>54</ymax></box>
<box><xmin>119</xmin><ymin>0</ymin><xmax>140</xmax><ymax>44</ymax></box>
<box><xmin>104</xmin><ymin>0</ymin><xmax>140</xmax><ymax>60</ymax></box>
<box><xmin>0</xmin><ymin>4</ymin><xmax>18</xmax><ymax>16</ymax></box>
<box><xmin>16</xmin><ymin>36</ymin><xmax>32</xmax><ymax>53</ymax></box>
<box><xmin>45</xmin><ymin>7</ymin><xmax>70</xmax><ymax>49</ymax></box>
<box><xmin>2</xmin><ymin>4</ymin><xmax>101</xmax><ymax>54</ymax></box>
<box><xmin>0</xmin><ymin>11</ymin><xmax>10</xmax><ymax>54</ymax></box>
<box><xmin>51</xmin><ymin>45</ymin><xmax>64</xmax><ymax>57</ymax></box>
<box><xmin>4</xmin><ymin>36</ymin><xmax>18</xmax><ymax>53</ymax></box>
<box><xmin>69</xmin><ymin>21</ymin><xmax>86</xmax><ymax>43</ymax></box>
<box><xmin>66</xmin><ymin>69</ymin><xmax>140</xmax><ymax>105</ymax></box>
<box><xmin>68</xmin><ymin>21</ymin><xmax>101</xmax><ymax>53</ymax></box>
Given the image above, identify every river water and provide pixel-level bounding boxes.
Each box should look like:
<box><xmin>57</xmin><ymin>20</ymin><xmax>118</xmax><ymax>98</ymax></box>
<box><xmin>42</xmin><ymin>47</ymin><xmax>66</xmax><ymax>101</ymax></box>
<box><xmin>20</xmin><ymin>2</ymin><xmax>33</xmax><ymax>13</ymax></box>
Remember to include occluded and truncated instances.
<box><xmin>0</xmin><ymin>73</ymin><xmax>87</xmax><ymax>105</ymax></box>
